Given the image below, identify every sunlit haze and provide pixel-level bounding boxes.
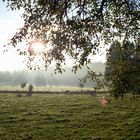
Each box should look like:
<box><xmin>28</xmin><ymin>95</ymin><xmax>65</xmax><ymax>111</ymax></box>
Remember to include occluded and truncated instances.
<box><xmin>0</xmin><ymin>1</ymin><xmax>107</xmax><ymax>71</ymax></box>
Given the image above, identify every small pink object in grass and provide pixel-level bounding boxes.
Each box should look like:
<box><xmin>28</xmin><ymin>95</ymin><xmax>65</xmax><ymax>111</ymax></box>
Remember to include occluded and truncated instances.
<box><xmin>100</xmin><ymin>96</ymin><xmax>109</xmax><ymax>106</ymax></box>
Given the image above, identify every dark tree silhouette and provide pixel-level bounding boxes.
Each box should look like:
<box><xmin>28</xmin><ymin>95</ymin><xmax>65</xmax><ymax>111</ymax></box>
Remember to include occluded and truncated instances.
<box><xmin>21</xmin><ymin>82</ymin><xmax>27</xmax><ymax>90</ymax></box>
<box><xmin>79</xmin><ymin>80</ymin><xmax>84</xmax><ymax>91</ymax></box>
<box><xmin>105</xmin><ymin>40</ymin><xmax>140</xmax><ymax>98</ymax></box>
<box><xmin>27</xmin><ymin>84</ymin><xmax>33</xmax><ymax>96</ymax></box>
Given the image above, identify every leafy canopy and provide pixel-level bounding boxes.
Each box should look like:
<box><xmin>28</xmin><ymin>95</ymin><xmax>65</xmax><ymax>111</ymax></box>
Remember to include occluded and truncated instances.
<box><xmin>3</xmin><ymin>0</ymin><xmax>140</xmax><ymax>71</ymax></box>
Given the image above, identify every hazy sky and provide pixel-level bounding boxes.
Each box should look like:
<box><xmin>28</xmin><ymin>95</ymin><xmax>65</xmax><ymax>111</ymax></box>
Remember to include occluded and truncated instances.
<box><xmin>0</xmin><ymin>1</ymin><xmax>106</xmax><ymax>71</ymax></box>
<box><xmin>0</xmin><ymin>1</ymin><xmax>26</xmax><ymax>71</ymax></box>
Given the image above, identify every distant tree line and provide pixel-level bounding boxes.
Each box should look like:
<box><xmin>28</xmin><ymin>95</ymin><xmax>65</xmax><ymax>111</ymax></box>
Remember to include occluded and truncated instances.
<box><xmin>0</xmin><ymin>63</ymin><xmax>105</xmax><ymax>87</ymax></box>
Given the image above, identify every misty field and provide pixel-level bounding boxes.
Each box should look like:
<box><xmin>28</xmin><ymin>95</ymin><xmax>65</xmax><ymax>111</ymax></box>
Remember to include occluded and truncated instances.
<box><xmin>0</xmin><ymin>85</ymin><xmax>94</xmax><ymax>92</ymax></box>
<box><xmin>0</xmin><ymin>94</ymin><xmax>140</xmax><ymax>140</ymax></box>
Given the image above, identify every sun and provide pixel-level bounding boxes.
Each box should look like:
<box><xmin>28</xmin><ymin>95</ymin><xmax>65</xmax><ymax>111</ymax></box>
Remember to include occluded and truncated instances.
<box><xmin>28</xmin><ymin>40</ymin><xmax>44</xmax><ymax>55</ymax></box>
<box><xmin>31</xmin><ymin>42</ymin><xmax>44</xmax><ymax>52</ymax></box>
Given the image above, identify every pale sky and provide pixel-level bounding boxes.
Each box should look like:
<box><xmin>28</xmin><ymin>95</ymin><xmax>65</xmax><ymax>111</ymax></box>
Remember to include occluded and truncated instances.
<box><xmin>0</xmin><ymin>1</ymin><xmax>107</xmax><ymax>71</ymax></box>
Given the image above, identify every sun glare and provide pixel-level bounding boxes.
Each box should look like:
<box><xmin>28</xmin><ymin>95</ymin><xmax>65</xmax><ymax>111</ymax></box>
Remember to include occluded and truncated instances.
<box><xmin>32</xmin><ymin>42</ymin><xmax>44</xmax><ymax>52</ymax></box>
<box><xmin>27</xmin><ymin>40</ymin><xmax>46</xmax><ymax>57</ymax></box>
<box><xmin>30</xmin><ymin>41</ymin><xmax>44</xmax><ymax>53</ymax></box>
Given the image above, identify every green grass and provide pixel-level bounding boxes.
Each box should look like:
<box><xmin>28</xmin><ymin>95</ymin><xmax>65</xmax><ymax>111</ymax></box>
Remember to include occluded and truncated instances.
<box><xmin>0</xmin><ymin>94</ymin><xmax>140</xmax><ymax>140</ymax></box>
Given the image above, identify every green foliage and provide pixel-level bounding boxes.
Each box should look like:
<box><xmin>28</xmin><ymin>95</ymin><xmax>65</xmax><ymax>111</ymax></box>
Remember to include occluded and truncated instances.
<box><xmin>0</xmin><ymin>94</ymin><xmax>140</xmax><ymax>139</ymax></box>
<box><xmin>3</xmin><ymin>0</ymin><xmax>140</xmax><ymax>71</ymax></box>
<box><xmin>105</xmin><ymin>40</ymin><xmax>140</xmax><ymax>98</ymax></box>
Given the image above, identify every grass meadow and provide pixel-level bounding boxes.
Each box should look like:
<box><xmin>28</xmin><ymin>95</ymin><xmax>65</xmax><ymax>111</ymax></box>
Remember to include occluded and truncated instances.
<box><xmin>0</xmin><ymin>93</ymin><xmax>140</xmax><ymax>140</ymax></box>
